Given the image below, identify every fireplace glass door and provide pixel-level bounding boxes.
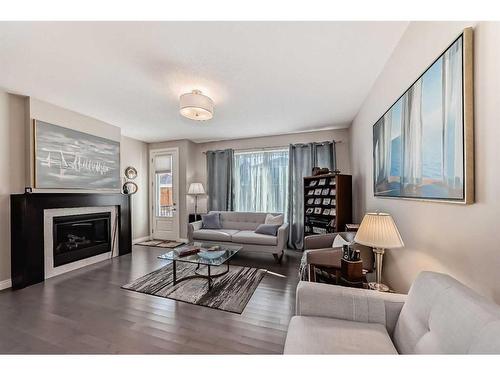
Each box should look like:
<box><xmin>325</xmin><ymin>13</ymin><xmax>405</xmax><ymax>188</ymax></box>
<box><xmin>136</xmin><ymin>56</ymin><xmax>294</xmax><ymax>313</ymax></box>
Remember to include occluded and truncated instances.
<box><xmin>53</xmin><ymin>212</ymin><xmax>111</xmax><ymax>267</ymax></box>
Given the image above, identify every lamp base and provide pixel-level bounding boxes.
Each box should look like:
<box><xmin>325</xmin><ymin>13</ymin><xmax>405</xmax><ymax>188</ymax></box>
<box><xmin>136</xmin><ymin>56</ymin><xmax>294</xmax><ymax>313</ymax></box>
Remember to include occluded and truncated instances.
<box><xmin>368</xmin><ymin>282</ymin><xmax>389</xmax><ymax>292</ymax></box>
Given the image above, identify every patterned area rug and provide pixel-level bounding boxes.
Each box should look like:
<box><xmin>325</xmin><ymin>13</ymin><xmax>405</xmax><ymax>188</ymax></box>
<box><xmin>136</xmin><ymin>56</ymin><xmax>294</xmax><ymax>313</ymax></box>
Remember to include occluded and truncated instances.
<box><xmin>135</xmin><ymin>239</ymin><xmax>185</xmax><ymax>248</ymax></box>
<box><xmin>122</xmin><ymin>263</ymin><xmax>267</xmax><ymax>314</ymax></box>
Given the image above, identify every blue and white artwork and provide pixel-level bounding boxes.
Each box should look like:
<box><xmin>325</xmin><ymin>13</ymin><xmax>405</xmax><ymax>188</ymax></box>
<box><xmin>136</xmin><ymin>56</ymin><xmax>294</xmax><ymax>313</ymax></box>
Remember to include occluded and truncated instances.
<box><xmin>35</xmin><ymin>121</ymin><xmax>121</xmax><ymax>189</ymax></box>
<box><xmin>373</xmin><ymin>36</ymin><xmax>464</xmax><ymax>200</ymax></box>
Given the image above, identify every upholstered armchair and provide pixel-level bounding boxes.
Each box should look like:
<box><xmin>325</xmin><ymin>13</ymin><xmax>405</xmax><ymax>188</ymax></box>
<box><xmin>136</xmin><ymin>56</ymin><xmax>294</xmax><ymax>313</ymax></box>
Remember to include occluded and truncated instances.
<box><xmin>300</xmin><ymin>231</ymin><xmax>374</xmax><ymax>282</ymax></box>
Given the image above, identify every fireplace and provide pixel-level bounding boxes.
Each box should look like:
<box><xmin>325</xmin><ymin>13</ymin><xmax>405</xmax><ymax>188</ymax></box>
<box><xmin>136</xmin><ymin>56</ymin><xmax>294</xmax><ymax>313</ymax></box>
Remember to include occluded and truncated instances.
<box><xmin>53</xmin><ymin>212</ymin><xmax>112</xmax><ymax>267</ymax></box>
<box><xmin>10</xmin><ymin>193</ymin><xmax>131</xmax><ymax>289</ymax></box>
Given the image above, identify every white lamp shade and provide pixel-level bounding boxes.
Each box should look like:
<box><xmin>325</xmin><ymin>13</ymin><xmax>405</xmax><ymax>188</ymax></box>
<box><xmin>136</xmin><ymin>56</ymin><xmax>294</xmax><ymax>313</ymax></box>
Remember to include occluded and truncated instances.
<box><xmin>179</xmin><ymin>90</ymin><xmax>214</xmax><ymax>121</ymax></box>
<box><xmin>354</xmin><ymin>212</ymin><xmax>404</xmax><ymax>249</ymax></box>
<box><xmin>187</xmin><ymin>182</ymin><xmax>205</xmax><ymax>195</ymax></box>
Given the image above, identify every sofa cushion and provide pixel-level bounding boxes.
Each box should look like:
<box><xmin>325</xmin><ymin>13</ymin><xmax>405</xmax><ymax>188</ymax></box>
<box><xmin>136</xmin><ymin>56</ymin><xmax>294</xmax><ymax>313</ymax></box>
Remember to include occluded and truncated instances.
<box><xmin>265</xmin><ymin>213</ymin><xmax>284</xmax><ymax>226</ymax></box>
<box><xmin>192</xmin><ymin>229</ymin><xmax>240</xmax><ymax>242</ymax></box>
<box><xmin>210</xmin><ymin>211</ymin><xmax>270</xmax><ymax>231</ymax></box>
<box><xmin>254</xmin><ymin>224</ymin><xmax>280</xmax><ymax>236</ymax></box>
<box><xmin>201</xmin><ymin>212</ymin><xmax>222</xmax><ymax>229</ymax></box>
<box><xmin>284</xmin><ymin>316</ymin><xmax>397</xmax><ymax>354</ymax></box>
<box><xmin>232</xmin><ymin>230</ymin><xmax>278</xmax><ymax>246</ymax></box>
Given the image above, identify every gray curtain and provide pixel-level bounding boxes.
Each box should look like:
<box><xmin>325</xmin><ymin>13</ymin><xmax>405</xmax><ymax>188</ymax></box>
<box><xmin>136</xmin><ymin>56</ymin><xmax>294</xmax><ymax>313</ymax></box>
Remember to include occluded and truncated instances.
<box><xmin>206</xmin><ymin>149</ymin><xmax>234</xmax><ymax>211</ymax></box>
<box><xmin>287</xmin><ymin>141</ymin><xmax>336</xmax><ymax>250</ymax></box>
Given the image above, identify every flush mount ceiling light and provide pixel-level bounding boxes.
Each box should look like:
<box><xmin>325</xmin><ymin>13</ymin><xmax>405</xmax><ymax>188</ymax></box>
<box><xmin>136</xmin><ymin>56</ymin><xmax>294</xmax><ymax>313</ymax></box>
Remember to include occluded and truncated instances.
<box><xmin>179</xmin><ymin>90</ymin><xmax>214</xmax><ymax>121</ymax></box>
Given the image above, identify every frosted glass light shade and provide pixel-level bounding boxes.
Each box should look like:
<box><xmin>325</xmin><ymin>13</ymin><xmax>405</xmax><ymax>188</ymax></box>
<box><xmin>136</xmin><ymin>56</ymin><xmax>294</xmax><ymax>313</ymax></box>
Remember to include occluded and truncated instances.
<box><xmin>354</xmin><ymin>212</ymin><xmax>404</xmax><ymax>249</ymax></box>
<box><xmin>187</xmin><ymin>182</ymin><xmax>205</xmax><ymax>195</ymax></box>
<box><xmin>179</xmin><ymin>90</ymin><xmax>214</xmax><ymax>121</ymax></box>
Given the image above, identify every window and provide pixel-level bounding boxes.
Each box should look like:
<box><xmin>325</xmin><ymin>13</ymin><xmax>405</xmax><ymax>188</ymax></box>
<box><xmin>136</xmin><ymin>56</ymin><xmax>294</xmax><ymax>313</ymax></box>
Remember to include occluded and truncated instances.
<box><xmin>233</xmin><ymin>149</ymin><xmax>289</xmax><ymax>213</ymax></box>
<box><xmin>154</xmin><ymin>154</ymin><xmax>174</xmax><ymax>217</ymax></box>
<box><xmin>155</xmin><ymin>171</ymin><xmax>173</xmax><ymax>217</ymax></box>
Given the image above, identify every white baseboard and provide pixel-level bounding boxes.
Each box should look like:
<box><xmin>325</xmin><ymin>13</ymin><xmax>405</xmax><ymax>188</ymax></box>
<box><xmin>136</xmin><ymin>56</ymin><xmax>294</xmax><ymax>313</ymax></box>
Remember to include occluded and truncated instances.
<box><xmin>179</xmin><ymin>238</ymin><xmax>188</xmax><ymax>242</ymax></box>
<box><xmin>133</xmin><ymin>236</ymin><xmax>151</xmax><ymax>244</ymax></box>
<box><xmin>0</xmin><ymin>279</ymin><xmax>12</xmax><ymax>291</ymax></box>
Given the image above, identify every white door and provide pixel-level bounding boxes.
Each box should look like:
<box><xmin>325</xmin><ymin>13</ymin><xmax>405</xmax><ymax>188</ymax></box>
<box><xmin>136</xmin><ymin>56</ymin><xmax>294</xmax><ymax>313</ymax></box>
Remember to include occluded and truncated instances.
<box><xmin>150</xmin><ymin>148</ymin><xmax>179</xmax><ymax>240</ymax></box>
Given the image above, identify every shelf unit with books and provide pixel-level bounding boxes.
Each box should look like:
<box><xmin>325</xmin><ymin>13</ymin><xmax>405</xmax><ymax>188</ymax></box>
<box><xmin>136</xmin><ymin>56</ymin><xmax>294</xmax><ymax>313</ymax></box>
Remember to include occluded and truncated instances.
<box><xmin>303</xmin><ymin>173</ymin><xmax>352</xmax><ymax>238</ymax></box>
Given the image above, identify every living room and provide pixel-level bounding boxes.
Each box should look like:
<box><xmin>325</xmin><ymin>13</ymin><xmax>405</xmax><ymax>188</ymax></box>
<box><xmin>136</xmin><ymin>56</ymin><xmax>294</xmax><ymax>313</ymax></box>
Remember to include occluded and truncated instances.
<box><xmin>1</xmin><ymin>1</ymin><xmax>500</xmax><ymax>373</ymax></box>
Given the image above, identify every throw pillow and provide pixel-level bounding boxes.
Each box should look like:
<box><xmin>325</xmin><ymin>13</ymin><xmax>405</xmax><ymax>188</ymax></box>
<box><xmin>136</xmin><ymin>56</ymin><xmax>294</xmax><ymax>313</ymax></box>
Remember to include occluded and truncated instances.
<box><xmin>201</xmin><ymin>212</ymin><xmax>222</xmax><ymax>229</ymax></box>
<box><xmin>254</xmin><ymin>224</ymin><xmax>281</xmax><ymax>236</ymax></box>
<box><xmin>265</xmin><ymin>213</ymin><xmax>284</xmax><ymax>226</ymax></box>
<box><xmin>332</xmin><ymin>234</ymin><xmax>351</xmax><ymax>248</ymax></box>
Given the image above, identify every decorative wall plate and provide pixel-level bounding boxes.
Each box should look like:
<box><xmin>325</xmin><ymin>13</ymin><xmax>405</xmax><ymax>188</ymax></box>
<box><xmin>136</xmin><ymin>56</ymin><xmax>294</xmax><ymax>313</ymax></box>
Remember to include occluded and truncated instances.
<box><xmin>123</xmin><ymin>181</ymin><xmax>138</xmax><ymax>195</ymax></box>
<box><xmin>124</xmin><ymin>166</ymin><xmax>138</xmax><ymax>180</ymax></box>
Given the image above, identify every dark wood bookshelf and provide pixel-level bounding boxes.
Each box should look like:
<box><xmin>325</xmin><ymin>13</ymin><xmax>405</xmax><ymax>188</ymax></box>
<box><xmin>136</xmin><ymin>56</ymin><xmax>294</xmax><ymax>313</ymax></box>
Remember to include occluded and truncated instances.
<box><xmin>303</xmin><ymin>173</ymin><xmax>352</xmax><ymax>238</ymax></box>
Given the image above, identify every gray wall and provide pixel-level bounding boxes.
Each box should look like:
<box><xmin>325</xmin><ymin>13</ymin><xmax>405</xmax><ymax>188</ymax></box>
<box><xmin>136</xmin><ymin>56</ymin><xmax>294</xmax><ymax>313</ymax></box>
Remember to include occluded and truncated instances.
<box><xmin>0</xmin><ymin>91</ymin><xmax>149</xmax><ymax>287</ymax></box>
<box><xmin>0</xmin><ymin>92</ymin><xmax>27</xmax><ymax>288</ymax></box>
<box><xmin>121</xmin><ymin>136</ymin><xmax>149</xmax><ymax>240</ymax></box>
<box><xmin>349</xmin><ymin>21</ymin><xmax>500</xmax><ymax>302</ymax></box>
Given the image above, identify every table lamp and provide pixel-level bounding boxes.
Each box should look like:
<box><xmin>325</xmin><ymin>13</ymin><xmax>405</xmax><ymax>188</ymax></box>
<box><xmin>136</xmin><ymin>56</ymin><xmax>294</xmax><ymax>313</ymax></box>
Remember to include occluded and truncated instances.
<box><xmin>187</xmin><ymin>182</ymin><xmax>205</xmax><ymax>221</ymax></box>
<box><xmin>354</xmin><ymin>212</ymin><xmax>404</xmax><ymax>292</ymax></box>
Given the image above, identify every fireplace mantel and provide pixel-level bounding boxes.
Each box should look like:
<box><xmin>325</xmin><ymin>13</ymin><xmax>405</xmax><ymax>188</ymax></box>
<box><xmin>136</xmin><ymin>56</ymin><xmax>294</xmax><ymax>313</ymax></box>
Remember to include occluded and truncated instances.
<box><xmin>10</xmin><ymin>193</ymin><xmax>132</xmax><ymax>289</ymax></box>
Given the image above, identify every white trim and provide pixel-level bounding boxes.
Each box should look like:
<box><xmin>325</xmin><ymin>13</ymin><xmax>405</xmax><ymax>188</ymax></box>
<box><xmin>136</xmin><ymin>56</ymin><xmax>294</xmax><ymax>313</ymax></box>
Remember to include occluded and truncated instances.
<box><xmin>0</xmin><ymin>279</ymin><xmax>12</xmax><ymax>291</ymax></box>
<box><xmin>133</xmin><ymin>235</ymin><xmax>151</xmax><ymax>244</ymax></box>
<box><xmin>149</xmin><ymin>147</ymin><xmax>180</xmax><ymax>240</ymax></box>
<box><xmin>178</xmin><ymin>238</ymin><xmax>188</xmax><ymax>243</ymax></box>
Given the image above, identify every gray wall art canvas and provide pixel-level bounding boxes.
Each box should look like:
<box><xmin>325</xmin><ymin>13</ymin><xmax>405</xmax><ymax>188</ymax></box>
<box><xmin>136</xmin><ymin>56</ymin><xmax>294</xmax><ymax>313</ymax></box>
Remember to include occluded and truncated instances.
<box><xmin>35</xmin><ymin>120</ymin><xmax>121</xmax><ymax>190</ymax></box>
<box><xmin>373</xmin><ymin>35</ymin><xmax>466</xmax><ymax>201</ymax></box>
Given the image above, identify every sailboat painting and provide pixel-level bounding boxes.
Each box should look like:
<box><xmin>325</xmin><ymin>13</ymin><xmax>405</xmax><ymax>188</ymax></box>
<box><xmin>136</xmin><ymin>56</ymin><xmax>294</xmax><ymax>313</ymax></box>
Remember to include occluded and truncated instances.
<box><xmin>373</xmin><ymin>30</ymin><xmax>473</xmax><ymax>203</ymax></box>
<box><xmin>34</xmin><ymin>120</ymin><xmax>121</xmax><ymax>190</ymax></box>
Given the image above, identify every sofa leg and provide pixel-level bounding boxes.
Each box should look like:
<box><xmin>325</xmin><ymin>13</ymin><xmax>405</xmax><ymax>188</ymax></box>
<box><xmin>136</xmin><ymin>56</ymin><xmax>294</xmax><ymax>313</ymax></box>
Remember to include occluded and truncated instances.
<box><xmin>273</xmin><ymin>253</ymin><xmax>284</xmax><ymax>264</ymax></box>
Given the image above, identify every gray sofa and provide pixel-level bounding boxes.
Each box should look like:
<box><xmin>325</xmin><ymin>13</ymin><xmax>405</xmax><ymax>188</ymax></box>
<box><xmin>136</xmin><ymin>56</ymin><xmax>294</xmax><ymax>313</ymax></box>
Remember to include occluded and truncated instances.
<box><xmin>284</xmin><ymin>271</ymin><xmax>500</xmax><ymax>354</ymax></box>
<box><xmin>187</xmin><ymin>211</ymin><xmax>289</xmax><ymax>262</ymax></box>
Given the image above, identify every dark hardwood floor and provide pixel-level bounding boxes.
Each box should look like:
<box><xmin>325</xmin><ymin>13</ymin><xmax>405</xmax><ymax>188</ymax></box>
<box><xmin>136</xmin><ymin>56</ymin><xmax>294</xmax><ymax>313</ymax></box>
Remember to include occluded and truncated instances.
<box><xmin>0</xmin><ymin>246</ymin><xmax>301</xmax><ymax>354</ymax></box>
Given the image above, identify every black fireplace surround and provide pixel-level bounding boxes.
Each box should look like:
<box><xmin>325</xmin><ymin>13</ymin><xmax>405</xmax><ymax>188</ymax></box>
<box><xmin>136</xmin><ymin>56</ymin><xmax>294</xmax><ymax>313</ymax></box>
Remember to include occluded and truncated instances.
<box><xmin>10</xmin><ymin>193</ymin><xmax>131</xmax><ymax>289</ymax></box>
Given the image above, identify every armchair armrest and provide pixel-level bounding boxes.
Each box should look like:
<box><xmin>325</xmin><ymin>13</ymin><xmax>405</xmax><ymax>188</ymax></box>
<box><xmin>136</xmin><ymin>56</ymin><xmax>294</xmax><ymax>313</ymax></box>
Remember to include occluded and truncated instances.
<box><xmin>304</xmin><ymin>233</ymin><xmax>335</xmax><ymax>250</ymax></box>
<box><xmin>188</xmin><ymin>220</ymin><xmax>202</xmax><ymax>242</ymax></box>
<box><xmin>305</xmin><ymin>248</ymin><xmax>342</xmax><ymax>266</ymax></box>
<box><xmin>276</xmin><ymin>223</ymin><xmax>289</xmax><ymax>252</ymax></box>
<box><xmin>295</xmin><ymin>281</ymin><xmax>407</xmax><ymax>335</ymax></box>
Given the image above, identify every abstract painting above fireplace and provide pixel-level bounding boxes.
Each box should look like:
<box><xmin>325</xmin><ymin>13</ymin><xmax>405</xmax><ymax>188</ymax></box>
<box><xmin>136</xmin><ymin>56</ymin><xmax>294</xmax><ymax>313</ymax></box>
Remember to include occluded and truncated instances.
<box><xmin>34</xmin><ymin>120</ymin><xmax>121</xmax><ymax>190</ymax></box>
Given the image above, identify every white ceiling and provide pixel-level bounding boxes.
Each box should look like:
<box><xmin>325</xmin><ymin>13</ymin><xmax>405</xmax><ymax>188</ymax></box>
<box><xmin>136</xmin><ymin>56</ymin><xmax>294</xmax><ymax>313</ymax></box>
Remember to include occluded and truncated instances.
<box><xmin>0</xmin><ymin>22</ymin><xmax>408</xmax><ymax>143</ymax></box>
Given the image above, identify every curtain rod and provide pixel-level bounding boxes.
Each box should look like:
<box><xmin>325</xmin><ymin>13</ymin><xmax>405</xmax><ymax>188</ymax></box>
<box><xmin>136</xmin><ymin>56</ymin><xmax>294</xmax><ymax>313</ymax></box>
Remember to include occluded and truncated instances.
<box><xmin>202</xmin><ymin>140</ymin><xmax>342</xmax><ymax>154</ymax></box>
